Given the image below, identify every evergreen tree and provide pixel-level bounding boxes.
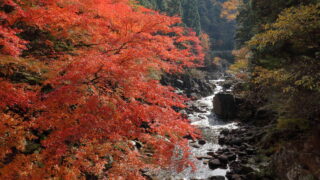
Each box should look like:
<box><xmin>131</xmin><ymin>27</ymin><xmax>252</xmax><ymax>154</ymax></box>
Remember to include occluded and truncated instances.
<box><xmin>167</xmin><ymin>0</ymin><xmax>183</xmax><ymax>16</ymax></box>
<box><xmin>182</xmin><ymin>0</ymin><xmax>201</xmax><ymax>35</ymax></box>
<box><xmin>198</xmin><ymin>0</ymin><xmax>236</xmax><ymax>53</ymax></box>
<box><xmin>157</xmin><ymin>0</ymin><xmax>168</xmax><ymax>12</ymax></box>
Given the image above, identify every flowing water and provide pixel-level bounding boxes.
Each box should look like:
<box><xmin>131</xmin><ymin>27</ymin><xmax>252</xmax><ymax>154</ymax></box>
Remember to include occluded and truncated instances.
<box><xmin>154</xmin><ymin>79</ymin><xmax>238</xmax><ymax>180</ymax></box>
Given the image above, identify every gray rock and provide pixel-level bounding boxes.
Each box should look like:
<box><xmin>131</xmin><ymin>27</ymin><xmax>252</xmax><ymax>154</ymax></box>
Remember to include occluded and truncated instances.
<box><xmin>225</xmin><ymin>152</ymin><xmax>237</xmax><ymax>161</ymax></box>
<box><xmin>218</xmin><ymin>136</ymin><xmax>226</xmax><ymax>144</ymax></box>
<box><xmin>213</xmin><ymin>93</ymin><xmax>237</xmax><ymax>120</ymax></box>
<box><xmin>198</xmin><ymin>139</ymin><xmax>206</xmax><ymax>145</ymax></box>
<box><xmin>230</xmin><ymin>138</ymin><xmax>242</xmax><ymax>146</ymax></box>
<box><xmin>207</xmin><ymin>151</ymin><xmax>216</xmax><ymax>157</ymax></box>
<box><xmin>208</xmin><ymin>159</ymin><xmax>222</xmax><ymax>170</ymax></box>
<box><xmin>218</xmin><ymin>155</ymin><xmax>229</xmax><ymax>164</ymax></box>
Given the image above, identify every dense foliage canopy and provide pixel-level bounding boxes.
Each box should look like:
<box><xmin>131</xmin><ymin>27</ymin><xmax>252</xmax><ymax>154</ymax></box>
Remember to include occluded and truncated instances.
<box><xmin>0</xmin><ymin>0</ymin><xmax>204</xmax><ymax>179</ymax></box>
<box><xmin>231</xmin><ymin>0</ymin><xmax>320</xmax><ymax>130</ymax></box>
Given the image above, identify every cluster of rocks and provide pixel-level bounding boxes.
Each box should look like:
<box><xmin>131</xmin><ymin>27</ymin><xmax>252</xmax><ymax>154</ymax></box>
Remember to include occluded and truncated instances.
<box><xmin>187</xmin><ymin>125</ymin><xmax>270</xmax><ymax>180</ymax></box>
<box><xmin>218</xmin><ymin>126</ymin><xmax>270</xmax><ymax>180</ymax></box>
<box><xmin>160</xmin><ymin>72</ymin><xmax>216</xmax><ymax>99</ymax></box>
<box><xmin>184</xmin><ymin>100</ymin><xmax>212</xmax><ymax>115</ymax></box>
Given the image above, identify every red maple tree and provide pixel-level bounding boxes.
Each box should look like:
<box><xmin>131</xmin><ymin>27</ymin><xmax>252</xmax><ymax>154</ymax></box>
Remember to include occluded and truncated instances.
<box><xmin>0</xmin><ymin>0</ymin><xmax>204</xmax><ymax>179</ymax></box>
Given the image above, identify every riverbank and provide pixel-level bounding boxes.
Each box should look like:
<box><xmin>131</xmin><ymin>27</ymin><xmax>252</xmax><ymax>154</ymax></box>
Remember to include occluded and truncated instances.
<box><xmin>218</xmin><ymin>77</ymin><xmax>320</xmax><ymax>180</ymax></box>
<box><xmin>147</xmin><ymin>67</ymin><xmax>320</xmax><ymax>180</ymax></box>
<box><xmin>159</xmin><ymin>70</ymin><xmax>320</xmax><ymax>180</ymax></box>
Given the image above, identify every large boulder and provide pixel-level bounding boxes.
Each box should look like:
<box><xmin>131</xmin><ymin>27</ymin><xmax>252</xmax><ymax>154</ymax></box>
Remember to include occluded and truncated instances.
<box><xmin>213</xmin><ymin>93</ymin><xmax>237</xmax><ymax>120</ymax></box>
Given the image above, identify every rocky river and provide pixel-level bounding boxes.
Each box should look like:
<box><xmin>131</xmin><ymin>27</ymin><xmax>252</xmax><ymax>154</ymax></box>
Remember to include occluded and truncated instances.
<box><xmin>145</xmin><ymin>79</ymin><xmax>244</xmax><ymax>180</ymax></box>
<box><xmin>175</xmin><ymin>79</ymin><xmax>238</xmax><ymax>180</ymax></box>
<box><xmin>144</xmin><ymin>76</ymin><xmax>271</xmax><ymax>180</ymax></box>
<box><xmin>147</xmin><ymin>70</ymin><xmax>320</xmax><ymax>180</ymax></box>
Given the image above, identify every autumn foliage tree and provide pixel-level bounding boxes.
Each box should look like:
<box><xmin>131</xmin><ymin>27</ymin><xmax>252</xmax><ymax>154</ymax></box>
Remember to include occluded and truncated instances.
<box><xmin>231</xmin><ymin>1</ymin><xmax>320</xmax><ymax>129</ymax></box>
<box><xmin>220</xmin><ymin>0</ymin><xmax>241</xmax><ymax>20</ymax></box>
<box><xmin>0</xmin><ymin>0</ymin><xmax>204</xmax><ymax>179</ymax></box>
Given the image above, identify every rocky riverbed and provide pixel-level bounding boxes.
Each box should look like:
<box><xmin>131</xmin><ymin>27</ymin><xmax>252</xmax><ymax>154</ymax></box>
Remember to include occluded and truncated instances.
<box><xmin>149</xmin><ymin>79</ymin><xmax>237</xmax><ymax>180</ymax></box>
<box><xmin>154</xmin><ymin>71</ymin><xmax>320</xmax><ymax>180</ymax></box>
<box><xmin>147</xmin><ymin>78</ymin><xmax>267</xmax><ymax>180</ymax></box>
<box><xmin>145</xmin><ymin>75</ymin><xmax>278</xmax><ymax>180</ymax></box>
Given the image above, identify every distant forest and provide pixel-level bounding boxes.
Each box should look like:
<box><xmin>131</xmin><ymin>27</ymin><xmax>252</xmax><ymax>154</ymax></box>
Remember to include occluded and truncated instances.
<box><xmin>138</xmin><ymin>0</ymin><xmax>236</xmax><ymax>52</ymax></box>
